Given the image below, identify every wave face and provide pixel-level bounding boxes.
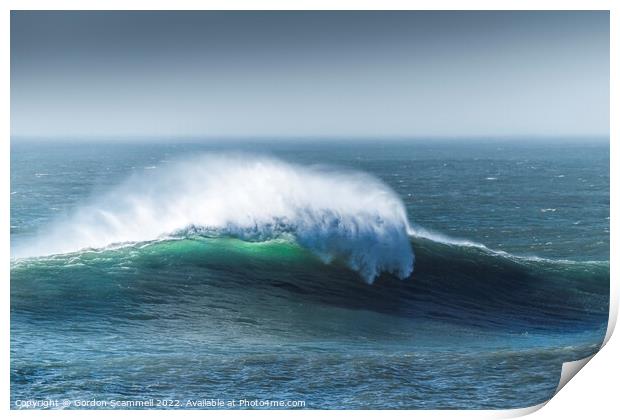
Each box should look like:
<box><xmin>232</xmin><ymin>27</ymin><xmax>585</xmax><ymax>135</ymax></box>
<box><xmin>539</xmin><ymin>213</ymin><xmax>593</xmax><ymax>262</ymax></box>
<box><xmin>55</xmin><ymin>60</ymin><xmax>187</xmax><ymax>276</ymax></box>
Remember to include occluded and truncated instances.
<box><xmin>12</xmin><ymin>154</ymin><xmax>414</xmax><ymax>282</ymax></box>
<box><xmin>11</xmin><ymin>235</ymin><xmax>609</xmax><ymax>336</ymax></box>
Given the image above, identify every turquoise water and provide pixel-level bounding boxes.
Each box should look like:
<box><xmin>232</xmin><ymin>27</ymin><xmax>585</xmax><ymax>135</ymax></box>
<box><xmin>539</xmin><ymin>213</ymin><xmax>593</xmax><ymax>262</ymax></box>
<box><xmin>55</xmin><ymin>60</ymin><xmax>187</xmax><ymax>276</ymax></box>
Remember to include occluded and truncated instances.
<box><xmin>10</xmin><ymin>139</ymin><xmax>609</xmax><ymax>409</ymax></box>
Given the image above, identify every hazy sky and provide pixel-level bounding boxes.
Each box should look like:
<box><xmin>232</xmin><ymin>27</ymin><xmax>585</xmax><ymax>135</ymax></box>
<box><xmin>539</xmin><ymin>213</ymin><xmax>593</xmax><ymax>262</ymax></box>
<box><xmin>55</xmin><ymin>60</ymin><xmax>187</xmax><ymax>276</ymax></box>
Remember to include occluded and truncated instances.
<box><xmin>11</xmin><ymin>11</ymin><xmax>609</xmax><ymax>139</ymax></box>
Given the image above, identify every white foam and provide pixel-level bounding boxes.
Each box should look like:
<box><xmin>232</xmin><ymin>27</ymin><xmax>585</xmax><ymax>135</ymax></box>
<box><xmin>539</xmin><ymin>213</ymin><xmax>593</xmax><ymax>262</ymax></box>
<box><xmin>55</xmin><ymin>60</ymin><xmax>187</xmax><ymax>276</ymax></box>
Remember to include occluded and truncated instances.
<box><xmin>12</xmin><ymin>154</ymin><xmax>415</xmax><ymax>283</ymax></box>
<box><xmin>407</xmin><ymin>224</ymin><xmax>488</xmax><ymax>249</ymax></box>
<box><xmin>407</xmin><ymin>224</ymin><xmax>604</xmax><ymax>266</ymax></box>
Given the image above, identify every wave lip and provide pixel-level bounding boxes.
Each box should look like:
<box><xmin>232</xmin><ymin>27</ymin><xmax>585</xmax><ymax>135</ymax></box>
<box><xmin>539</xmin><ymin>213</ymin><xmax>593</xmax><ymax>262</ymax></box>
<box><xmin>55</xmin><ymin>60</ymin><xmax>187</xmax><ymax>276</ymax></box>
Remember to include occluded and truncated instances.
<box><xmin>12</xmin><ymin>154</ymin><xmax>415</xmax><ymax>282</ymax></box>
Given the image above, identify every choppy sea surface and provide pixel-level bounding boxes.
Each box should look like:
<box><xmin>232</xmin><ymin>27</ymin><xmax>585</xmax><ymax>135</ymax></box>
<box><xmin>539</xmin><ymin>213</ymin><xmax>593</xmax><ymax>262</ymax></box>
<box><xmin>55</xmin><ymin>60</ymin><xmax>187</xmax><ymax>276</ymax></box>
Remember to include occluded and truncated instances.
<box><xmin>10</xmin><ymin>139</ymin><xmax>609</xmax><ymax>409</ymax></box>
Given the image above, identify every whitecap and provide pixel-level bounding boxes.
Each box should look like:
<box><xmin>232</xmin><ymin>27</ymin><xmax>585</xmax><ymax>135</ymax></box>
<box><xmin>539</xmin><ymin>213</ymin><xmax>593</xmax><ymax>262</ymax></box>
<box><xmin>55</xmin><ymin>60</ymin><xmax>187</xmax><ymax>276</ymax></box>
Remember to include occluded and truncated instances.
<box><xmin>12</xmin><ymin>154</ymin><xmax>414</xmax><ymax>283</ymax></box>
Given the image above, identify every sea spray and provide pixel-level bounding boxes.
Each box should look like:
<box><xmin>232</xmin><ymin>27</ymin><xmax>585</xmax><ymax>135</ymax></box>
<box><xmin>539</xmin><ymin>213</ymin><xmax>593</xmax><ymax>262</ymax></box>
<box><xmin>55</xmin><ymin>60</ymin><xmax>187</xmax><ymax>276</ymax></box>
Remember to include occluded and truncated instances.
<box><xmin>12</xmin><ymin>154</ymin><xmax>414</xmax><ymax>282</ymax></box>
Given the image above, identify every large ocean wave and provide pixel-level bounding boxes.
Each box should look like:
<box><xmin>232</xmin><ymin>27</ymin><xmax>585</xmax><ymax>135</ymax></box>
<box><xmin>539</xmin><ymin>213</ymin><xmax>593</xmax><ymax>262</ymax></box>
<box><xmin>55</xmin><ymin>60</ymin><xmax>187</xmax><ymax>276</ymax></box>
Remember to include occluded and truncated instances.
<box><xmin>10</xmin><ymin>153</ymin><xmax>609</xmax><ymax>334</ymax></box>
<box><xmin>12</xmin><ymin>154</ymin><xmax>414</xmax><ymax>282</ymax></box>
<box><xmin>11</xmin><ymin>234</ymin><xmax>609</xmax><ymax>335</ymax></box>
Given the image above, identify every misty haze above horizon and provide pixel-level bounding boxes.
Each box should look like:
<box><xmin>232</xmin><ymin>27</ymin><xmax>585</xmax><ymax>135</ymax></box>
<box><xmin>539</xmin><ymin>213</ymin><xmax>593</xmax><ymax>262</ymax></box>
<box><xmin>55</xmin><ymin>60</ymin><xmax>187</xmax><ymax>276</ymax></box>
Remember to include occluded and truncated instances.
<box><xmin>11</xmin><ymin>11</ymin><xmax>610</xmax><ymax>139</ymax></box>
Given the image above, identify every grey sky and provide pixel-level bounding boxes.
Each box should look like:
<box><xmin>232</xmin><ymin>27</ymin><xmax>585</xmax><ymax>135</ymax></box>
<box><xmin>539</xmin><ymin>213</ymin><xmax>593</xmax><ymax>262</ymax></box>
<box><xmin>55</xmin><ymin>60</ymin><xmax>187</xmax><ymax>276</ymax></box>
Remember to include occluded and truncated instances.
<box><xmin>11</xmin><ymin>11</ymin><xmax>609</xmax><ymax>139</ymax></box>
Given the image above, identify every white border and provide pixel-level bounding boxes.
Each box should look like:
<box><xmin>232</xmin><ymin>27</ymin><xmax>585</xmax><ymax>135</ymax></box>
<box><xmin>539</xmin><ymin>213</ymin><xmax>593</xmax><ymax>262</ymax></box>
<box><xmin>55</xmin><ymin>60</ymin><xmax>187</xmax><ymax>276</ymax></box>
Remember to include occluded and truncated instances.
<box><xmin>1</xmin><ymin>1</ymin><xmax>616</xmax><ymax>419</ymax></box>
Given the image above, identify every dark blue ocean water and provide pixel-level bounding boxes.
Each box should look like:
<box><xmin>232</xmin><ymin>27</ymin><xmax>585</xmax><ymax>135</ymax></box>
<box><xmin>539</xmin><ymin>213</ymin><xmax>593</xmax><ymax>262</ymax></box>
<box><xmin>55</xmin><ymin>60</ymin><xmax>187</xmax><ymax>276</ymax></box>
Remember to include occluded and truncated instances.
<box><xmin>10</xmin><ymin>139</ymin><xmax>609</xmax><ymax>409</ymax></box>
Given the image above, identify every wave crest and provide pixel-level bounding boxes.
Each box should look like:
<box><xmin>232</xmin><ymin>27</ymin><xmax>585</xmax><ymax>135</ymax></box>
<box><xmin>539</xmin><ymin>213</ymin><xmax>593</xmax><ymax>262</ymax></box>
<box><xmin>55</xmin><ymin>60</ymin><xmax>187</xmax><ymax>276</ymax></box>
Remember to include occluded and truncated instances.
<box><xmin>13</xmin><ymin>154</ymin><xmax>415</xmax><ymax>282</ymax></box>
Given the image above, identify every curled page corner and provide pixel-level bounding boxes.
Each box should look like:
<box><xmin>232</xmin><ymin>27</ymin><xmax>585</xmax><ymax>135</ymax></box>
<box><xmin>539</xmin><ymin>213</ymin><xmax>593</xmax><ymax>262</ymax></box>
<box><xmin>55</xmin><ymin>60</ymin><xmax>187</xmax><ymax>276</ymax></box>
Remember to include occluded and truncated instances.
<box><xmin>499</xmin><ymin>355</ymin><xmax>598</xmax><ymax>418</ymax></box>
<box><xmin>521</xmin><ymin>313</ymin><xmax>615</xmax><ymax>414</ymax></box>
<box><xmin>551</xmin><ymin>304</ymin><xmax>617</xmax><ymax>396</ymax></box>
<box><xmin>555</xmin><ymin>355</ymin><xmax>595</xmax><ymax>395</ymax></box>
<box><xmin>499</xmin><ymin>401</ymin><xmax>547</xmax><ymax>418</ymax></box>
<box><xmin>603</xmin><ymin>294</ymin><xmax>618</xmax><ymax>347</ymax></box>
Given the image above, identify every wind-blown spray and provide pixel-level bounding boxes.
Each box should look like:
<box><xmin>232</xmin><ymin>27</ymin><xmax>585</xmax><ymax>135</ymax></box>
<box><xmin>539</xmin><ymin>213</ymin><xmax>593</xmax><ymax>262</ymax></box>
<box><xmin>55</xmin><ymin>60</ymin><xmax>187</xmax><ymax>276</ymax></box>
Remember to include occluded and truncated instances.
<box><xmin>13</xmin><ymin>154</ymin><xmax>415</xmax><ymax>282</ymax></box>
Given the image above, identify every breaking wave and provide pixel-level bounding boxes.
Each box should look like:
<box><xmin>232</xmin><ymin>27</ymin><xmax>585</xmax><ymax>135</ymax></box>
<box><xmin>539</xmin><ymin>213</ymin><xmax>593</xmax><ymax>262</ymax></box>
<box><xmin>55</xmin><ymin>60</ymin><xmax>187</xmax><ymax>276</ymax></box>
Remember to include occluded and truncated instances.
<box><xmin>12</xmin><ymin>154</ymin><xmax>415</xmax><ymax>282</ymax></box>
